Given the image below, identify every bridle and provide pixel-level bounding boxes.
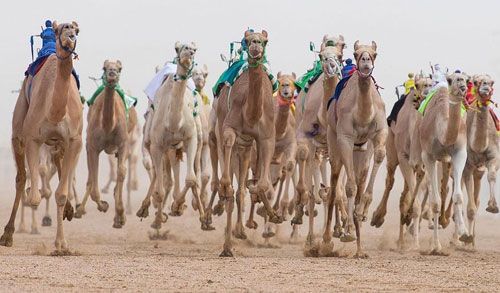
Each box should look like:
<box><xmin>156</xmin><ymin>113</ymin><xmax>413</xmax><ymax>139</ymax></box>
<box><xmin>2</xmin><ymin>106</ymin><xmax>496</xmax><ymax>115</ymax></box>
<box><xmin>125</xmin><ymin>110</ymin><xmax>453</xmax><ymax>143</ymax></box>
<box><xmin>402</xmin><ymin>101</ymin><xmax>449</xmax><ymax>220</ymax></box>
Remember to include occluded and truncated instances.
<box><xmin>355</xmin><ymin>50</ymin><xmax>375</xmax><ymax>78</ymax></box>
<box><xmin>246</xmin><ymin>36</ymin><xmax>266</xmax><ymax>68</ymax></box>
<box><xmin>56</xmin><ymin>25</ymin><xmax>78</xmax><ymax>60</ymax></box>
<box><xmin>173</xmin><ymin>45</ymin><xmax>196</xmax><ymax>81</ymax></box>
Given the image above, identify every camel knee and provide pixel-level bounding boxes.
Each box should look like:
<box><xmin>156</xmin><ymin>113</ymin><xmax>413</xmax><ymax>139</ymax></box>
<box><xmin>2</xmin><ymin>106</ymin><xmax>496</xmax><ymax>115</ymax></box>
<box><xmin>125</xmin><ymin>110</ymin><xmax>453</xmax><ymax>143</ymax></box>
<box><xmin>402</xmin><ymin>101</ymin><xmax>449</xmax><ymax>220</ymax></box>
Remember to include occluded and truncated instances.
<box><xmin>55</xmin><ymin>193</ymin><xmax>67</xmax><ymax>207</ymax></box>
<box><xmin>467</xmin><ymin>205</ymin><xmax>477</xmax><ymax>220</ymax></box>
<box><xmin>487</xmin><ymin>171</ymin><xmax>496</xmax><ymax>182</ymax></box>
<box><xmin>285</xmin><ymin>159</ymin><xmax>295</xmax><ymax>173</ymax></box>
<box><xmin>297</xmin><ymin>146</ymin><xmax>308</xmax><ymax>162</ymax></box>
<box><xmin>117</xmin><ymin>166</ymin><xmax>126</xmax><ymax>182</ymax></box>
<box><xmin>374</xmin><ymin>148</ymin><xmax>385</xmax><ymax>164</ymax></box>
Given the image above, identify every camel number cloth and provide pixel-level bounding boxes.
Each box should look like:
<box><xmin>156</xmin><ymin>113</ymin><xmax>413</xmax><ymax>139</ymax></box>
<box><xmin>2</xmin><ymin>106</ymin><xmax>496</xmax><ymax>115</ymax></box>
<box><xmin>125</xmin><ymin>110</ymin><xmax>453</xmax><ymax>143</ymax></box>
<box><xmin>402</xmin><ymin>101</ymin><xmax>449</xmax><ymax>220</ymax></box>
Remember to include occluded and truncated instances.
<box><xmin>87</xmin><ymin>84</ymin><xmax>138</xmax><ymax>121</ymax></box>
<box><xmin>144</xmin><ymin>62</ymin><xmax>196</xmax><ymax>102</ymax></box>
<box><xmin>418</xmin><ymin>89</ymin><xmax>466</xmax><ymax>116</ymax></box>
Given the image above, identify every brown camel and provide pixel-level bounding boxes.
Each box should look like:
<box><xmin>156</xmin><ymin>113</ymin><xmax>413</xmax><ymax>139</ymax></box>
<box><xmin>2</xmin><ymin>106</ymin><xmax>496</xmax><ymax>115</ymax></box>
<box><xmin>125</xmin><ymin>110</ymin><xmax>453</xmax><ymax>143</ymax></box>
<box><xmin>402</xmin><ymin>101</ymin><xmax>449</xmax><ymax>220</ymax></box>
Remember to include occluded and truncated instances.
<box><xmin>0</xmin><ymin>21</ymin><xmax>82</xmax><ymax>252</ymax></box>
<box><xmin>371</xmin><ymin>76</ymin><xmax>433</xmax><ymax>249</ymax></box>
<box><xmin>294</xmin><ymin>35</ymin><xmax>345</xmax><ymax>243</ymax></box>
<box><xmin>463</xmin><ymin>75</ymin><xmax>498</xmax><ymax>247</ymax></box>
<box><xmin>215</xmin><ymin>30</ymin><xmax>281</xmax><ymax>257</ymax></box>
<box><xmin>324</xmin><ymin>40</ymin><xmax>388</xmax><ymax>257</ymax></box>
<box><xmin>75</xmin><ymin>60</ymin><xmax>134</xmax><ymax>228</ymax></box>
<box><xmin>419</xmin><ymin>72</ymin><xmax>472</xmax><ymax>253</ymax></box>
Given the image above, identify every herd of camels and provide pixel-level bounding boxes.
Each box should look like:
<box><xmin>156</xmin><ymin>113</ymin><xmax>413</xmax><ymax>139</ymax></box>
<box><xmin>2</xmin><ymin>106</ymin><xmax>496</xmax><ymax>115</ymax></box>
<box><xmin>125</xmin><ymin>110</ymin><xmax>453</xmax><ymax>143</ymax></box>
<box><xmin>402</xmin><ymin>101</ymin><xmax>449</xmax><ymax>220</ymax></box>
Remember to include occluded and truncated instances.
<box><xmin>1</xmin><ymin>21</ymin><xmax>498</xmax><ymax>258</ymax></box>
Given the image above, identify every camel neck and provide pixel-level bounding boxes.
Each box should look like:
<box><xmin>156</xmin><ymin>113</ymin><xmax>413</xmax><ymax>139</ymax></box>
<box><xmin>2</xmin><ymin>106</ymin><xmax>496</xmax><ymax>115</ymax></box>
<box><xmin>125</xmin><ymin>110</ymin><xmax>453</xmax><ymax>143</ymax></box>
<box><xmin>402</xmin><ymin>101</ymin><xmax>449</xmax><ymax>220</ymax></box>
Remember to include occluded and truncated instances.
<box><xmin>102</xmin><ymin>86</ymin><xmax>116</xmax><ymax>134</ymax></box>
<box><xmin>441</xmin><ymin>91</ymin><xmax>463</xmax><ymax>146</ymax></box>
<box><xmin>319</xmin><ymin>74</ymin><xmax>338</xmax><ymax>127</ymax></box>
<box><xmin>470</xmin><ymin>95</ymin><xmax>490</xmax><ymax>152</ymax></box>
<box><xmin>47</xmin><ymin>53</ymin><xmax>73</xmax><ymax>123</ymax></box>
<box><xmin>275</xmin><ymin>103</ymin><xmax>291</xmax><ymax>139</ymax></box>
<box><xmin>245</xmin><ymin>65</ymin><xmax>265</xmax><ymax>126</ymax></box>
<box><xmin>356</xmin><ymin>74</ymin><xmax>374</xmax><ymax>124</ymax></box>
<box><xmin>165</xmin><ymin>64</ymin><xmax>189</xmax><ymax>130</ymax></box>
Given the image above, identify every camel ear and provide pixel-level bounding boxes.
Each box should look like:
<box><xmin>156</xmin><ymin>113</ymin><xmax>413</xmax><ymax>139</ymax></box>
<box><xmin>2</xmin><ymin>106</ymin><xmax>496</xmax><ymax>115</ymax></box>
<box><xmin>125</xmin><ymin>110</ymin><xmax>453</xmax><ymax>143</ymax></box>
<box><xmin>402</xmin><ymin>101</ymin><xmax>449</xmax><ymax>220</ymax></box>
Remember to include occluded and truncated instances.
<box><xmin>339</xmin><ymin>35</ymin><xmax>344</xmax><ymax>41</ymax></box>
<box><xmin>292</xmin><ymin>72</ymin><xmax>296</xmax><ymax>80</ymax></box>
<box><xmin>372</xmin><ymin>52</ymin><xmax>378</xmax><ymax>60</ymax></box>
<box><xmin>447</xmin><ymin>75</ymin><xmax>453</xmax><ymax>86</ymax></box>
<box><xmin>261</xmin><ymin>30</ymin><xmax>268</xmax><ymax>39</ymax></box>
<box><xmin>323</xmin><ymin>34</ymin><xmax>329</xmax><ymax>43</ymax></box>
<box><xmin>473</xmin><ymin>79</ymin><xmax>479</xmax><ymax>88</ymax></box>
<box><xmin>72</xmin><ymin>21</ymin><xmax>79</xmax><ymax>35</ymax></box>
<box><xmin>103</xmin><ymin>59</ymin><xmax>109</xmax><ymax>71</ymax></box>
<box><xmin>52</xmin><ymin>20</ymin><xmax>59</xmax><ymax>35</ymax></box>
<box><xmin>277</xmin><ymin>72</ymin><xmax>282</xmax><ymax>79</ymax></box>
<box><xmin>202</xmin><ymin>64</ymin><xmax>208</xmax><ymax>77</ymax></box>
<box><xmin>371</xmin><ymin>41</ymin><xmax>377</xmax><ymax>51</ymax></box>
<box><xmin>175</xmin><ymin>41</ymin><xmax>181</xmax><ymax>54</ymax></box>
<box><xmin>244</xmin><ymin>30</ymin><xmax>252</xmax><ymax>38</ymax></box>
<box><xmin>116</xmin><ymin>60</ymin><xmax>122</xmax><ymax>72</ymax></box>
<box><xmin>354</xmin><ymin>40</ymin><xmax>359</xmax><ymax>51</ymax></box>
<box><xmin>191</xmin><ymin>42</ymin><xmax>197</xmax><ymax>50</ymax></box>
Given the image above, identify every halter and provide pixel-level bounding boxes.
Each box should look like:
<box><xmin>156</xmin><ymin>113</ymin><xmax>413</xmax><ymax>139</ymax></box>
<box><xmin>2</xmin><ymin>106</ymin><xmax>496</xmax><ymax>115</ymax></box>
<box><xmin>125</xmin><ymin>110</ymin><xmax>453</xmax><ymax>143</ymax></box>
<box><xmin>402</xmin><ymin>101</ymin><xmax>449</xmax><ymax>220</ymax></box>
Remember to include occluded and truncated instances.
<box><xmin>277</xmin><ymin>78</ymin><xmax>296</xmax><ymax>106</ymax></box>
<box><xmin>246</xmin><ymin>36</ymin><xmax>266</xmax><ymax>68</ymax></box>
<box><xmin>173</xmin><ymin>46</ymin><xmax>196</xmax><ymax>81</ymax></box>
<box><xmin>56</xmin><ymin>25</ymin><xmax>78</xmax><ymax>60</ymax></box>
<box><xmin>101</xmin><ymin>70</ymin><xmax>120</xmax><ymax>89</ymax></box>
<box><xmin>322</xmin><ymin>54</ymin><xmax>343</xmax><ymax>79</ymax></box>
<box><xmin>355</xmin><ymin>50</ymin><xmax>375</xmax><ymax>78</ymax></box>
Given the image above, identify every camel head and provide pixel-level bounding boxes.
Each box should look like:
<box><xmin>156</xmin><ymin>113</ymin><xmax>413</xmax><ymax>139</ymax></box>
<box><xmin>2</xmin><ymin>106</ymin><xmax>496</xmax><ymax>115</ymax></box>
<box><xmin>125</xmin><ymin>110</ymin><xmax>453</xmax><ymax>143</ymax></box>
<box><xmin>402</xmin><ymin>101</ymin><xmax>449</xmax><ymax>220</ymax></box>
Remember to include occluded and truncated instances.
<box><xmin>415</xmin><ymin>75</ymin><xmax>433</xmax><ymax>98</ymax></box>
<box><xmin>474</xmin><ymin>75</ymin><xmax>494</xmax><ymax>102</ymax></box>
<box><xmin>244</xmin><ymin>30</ymin><xmax>268</xmax><ymax>64</ymax></box>
<box><xmin>52</xmin><ymin>21</ymin><xmax>79</xmax><ymax>53</ymax></box>
<box><xmin>174</xmin><ymin>41</ymin><xmax>197</xmax><ymax>70</ymax></box>
<box><xmin>277</xmin><ymin>72</ymin><xmax>297</xmax><ymax>103</ymax></box>
<box><xmin>447</xmin><ymin>72</ymin><xmax>469</xmax><ymax>99</ymax></box>
<box><xmin>353</xmin><ymin>40</ymin><xmax>377</xmax><ymax>78</ymax></box>
<box><xmin>192</xmin><ymin>64</ymin><xmax>208</xmax><ymax>90</ymax></box>
<box><xmin>102</xmin><ymin>60</ymin><xmax>122</xmax><ymax>87</ymax></box>
<box><xmin>319</xmin><ymin>35</ymin><xmax>345</xmax><ymax>78</ymax></box>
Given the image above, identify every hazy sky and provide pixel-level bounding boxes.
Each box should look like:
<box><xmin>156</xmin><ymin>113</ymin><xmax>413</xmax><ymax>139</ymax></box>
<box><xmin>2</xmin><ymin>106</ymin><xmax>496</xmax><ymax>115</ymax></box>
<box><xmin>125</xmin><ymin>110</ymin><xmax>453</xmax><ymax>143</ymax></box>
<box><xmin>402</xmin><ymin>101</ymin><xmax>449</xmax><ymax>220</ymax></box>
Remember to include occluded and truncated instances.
<box><xmin>1</xmin><ymin>0</ymin><xmax>499</xmax><ymax>146</ymax></box>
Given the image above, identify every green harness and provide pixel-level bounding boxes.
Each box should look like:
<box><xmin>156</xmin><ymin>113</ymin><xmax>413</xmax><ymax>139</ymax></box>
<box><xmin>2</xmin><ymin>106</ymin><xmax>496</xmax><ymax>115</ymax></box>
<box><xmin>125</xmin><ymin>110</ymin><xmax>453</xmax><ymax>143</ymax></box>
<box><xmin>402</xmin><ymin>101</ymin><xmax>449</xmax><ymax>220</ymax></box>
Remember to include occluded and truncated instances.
<box><xmin>87</xmin><ymin>75</ymin><xmax>137</xmax><ymax>121</ymax></box>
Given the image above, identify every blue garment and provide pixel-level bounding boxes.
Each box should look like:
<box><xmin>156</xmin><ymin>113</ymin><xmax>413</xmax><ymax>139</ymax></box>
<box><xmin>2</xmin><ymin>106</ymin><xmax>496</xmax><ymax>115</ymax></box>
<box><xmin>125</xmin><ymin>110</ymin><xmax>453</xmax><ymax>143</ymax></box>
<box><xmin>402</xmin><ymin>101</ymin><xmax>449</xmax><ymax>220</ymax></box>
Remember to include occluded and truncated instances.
<box><xmin>327</xmin><ymin>75</ymin><xmax>353</xmax><ymax>110</ymax></box>
<box><xmin>342</xmin><ymin>64</ymin><xmax>355</xmax><ymax>79</ymax></box>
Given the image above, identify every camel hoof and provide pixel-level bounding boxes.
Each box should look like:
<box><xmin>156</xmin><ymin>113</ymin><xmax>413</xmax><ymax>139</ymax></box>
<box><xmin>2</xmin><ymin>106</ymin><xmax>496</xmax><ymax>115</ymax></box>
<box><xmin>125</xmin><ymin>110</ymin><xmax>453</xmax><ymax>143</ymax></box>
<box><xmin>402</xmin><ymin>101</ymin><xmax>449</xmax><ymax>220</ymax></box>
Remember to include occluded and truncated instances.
<box><xmin>354</xmin><ymin>251</ymin><xmax>369</xmax><ymax>259</ymax></box>
<box><xmin>303</xmin><ymin>240</ymin><xmax>319</xmax><ymax>257</ymax></box>
<box><xmin>262</xmin><ymin>231</ymin><xmax>275</xmax><ymax>239</ymax></box>
<box><xmin>154</xmin><ymin>212</ymin><xmax>168</xmax><ymax>223</ymax></box>
<box><xmin>256</xmin><ymin>205</ymin><xmax>266</xmax><ymax>218</ymax></box>
<box><xmin>319</xmin><ymin>241</ymin><xmax>334</xmax><ymax>256</ymax></box>
<box><xmin>246</xmin><ymin>220</ymin><xmax>258</xmax><ymax>230</ymax></box>
<box><xmin>98</xmin><ymin>201</ymin><xmax>110</xmax><ymax>213</ymax></box>
<box><xmin>233</xmin><ymin>229</ymin><xmax>247</xmax><ymax>240</ymax></box>
<box><xmin>201</xmin><ymin>222</ymin><xmax>215</xmax><ymax>231</ymax></box>
<box><xmin>361</xmin><ymin>215</ymin><xmax>368</xmax><ymax>222</ymax></box>
<box><xmin>219</xmin><ymin>249</ymin><xmax>233</xmax><ymax>257</ymax></box>
<box><xmin>136</xmin><ymin>205</ymin><xmax>150</xmax><ymax>219</ymax></box>
<box><xmin>113</xmin><ymin>223</ymin><xmax>123</xmax><ymax>229</ymax></box>
<box><xmin>305</xmin><ymin>209</ymin><xmax>318</xmax><ymax>217</ymax></box>
<box><xmin>486</xmin><ymin>205</ymin><xmax>499</xmax><ymax>214</ymax></box>
<box><xmin>291</xmin><ymin>215</ymin><xmax>303</xmax><ymax>225</ymax></box>
<box><xmin>370</xmin><ymin>213</ymin><xmax>385</xmax><ymax>228</ymax></box>
<box><xmin>213</xmin><ymin>200</ymin><xmax>225</xmax><ymax>216</ymax></box>
<box><xmin>63</xmin><ymin>201</ymin><xmax>74</xmax><ymax>221</ymax></box>
<box><xmin>169</xmin><ymin>201</ymin><xmax>187</xmax><ymax>217</ymax></box>
<box><xmin>0</xmin><ymin>233</ymin><xmax>13</xmax><ymax>247</ymax></box>
<box><xmin>439</xmin><ymin>216</ymin><xmax>450</xmax><ymax>229</ymax></box>
<box><xmin>269</xmin><ymin>215</ymin><xmax>283</xmax><ymax>224</ymax></box>
<box><xmin>42</xmin><ymin>216</ymin><xmax>52</xmax><ymax>227</ymax></box>
<box><xmin>192</xmin><ymin>198</ymin><xmax>199</xmax><ymax>211</ymax></box>
<box><xmin>340</xmin><ymin>233</ymin><xmax>356</xmax><ymax>243</ymax></box>
<box><xmin>150</xmin><ymin>221</ymin><xmax>162</xmax><ymax>230</ymax></box>
<box><xmin>459</xmin><ymin>233</ymin><xmax>474</xmax><ymax>244</ymax></box>
<box><xmin>332</xmin><ymin>227</ymin><xmax>344</xmax><ymax>238</ymax></box>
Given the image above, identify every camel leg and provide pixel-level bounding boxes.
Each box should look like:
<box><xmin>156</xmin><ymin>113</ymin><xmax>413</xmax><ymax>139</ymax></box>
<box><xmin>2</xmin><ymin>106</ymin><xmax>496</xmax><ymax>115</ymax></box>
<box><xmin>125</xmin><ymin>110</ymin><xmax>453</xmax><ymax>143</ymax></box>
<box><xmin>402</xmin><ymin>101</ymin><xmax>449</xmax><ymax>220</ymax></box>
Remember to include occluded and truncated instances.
<box><xmin>422</xmin><ymin>152</ymin><xmax>442</xmax><ymax>253</ymax></box>
<box><xmin>200</xmin><ymin>140</ymin><xmax>211</xmax><ymax>211</ymax></box>
<box><xmin>471</xmin><ymin>170</ymin><xmax>483</xmax><ymax>247</ymax></box>
<box><xmin>102</xmin><ymin>154</ymin><xmax>116</xmax><ymax>194</ymax></box>
<box><xmin>320</xmin><ymin>156</ymin><xmax>342</xmax><ymax>255</ymax></box>
<box><xmin>54</xmin><ymin>137</ymin><xmax>81</xmax><ymax>252</ymax></box>
<box><xmin>206</xmin><ymin>127</ymin><xmax>221</xmax><ymax>222</ymax></box>
<box><xmin>438</xmin><ymin>162</ymin><xmax>452</xmax><ymax>228</ymax></box>
<box><xmin>486</xmin><ymin>159</ymin><xmax>499</xmax><ymax>213</ymax></box>
<box><xmin>25</xmin><ymin>139</ymin><xmax>42</xmax><ymax>206</ymax></box>
<box><xmin>451</xmin><ymin>148</ymin><xmax>470</xmax><ymax>243</ymax></box>
<box><xmin>395</xmin><ymin>157</ymin><xmax>416</xmax><ymax>250</ymax></box>
<box><xmin>280</xmin><ymin>149</ymin><xmax>296</xmax><ymax>221</ymax></box>
<box><xmin>112</xmin><ymin>145</ymin><xmax>128</xmax><ymax>228</ymax></box>
<box><xmin>137</xmin><ymin>170</ymin><xmax>156</xmax><ymax>219</ymax></box>
<box><xmin>40</xmin><ymin>147</ymin><xmax>53</xmax><ymax>227</ymax></box>
<box><xmin>292</xmin><ymin>142</ymin><xmax>309</xmax><ymax>225</ymax></box>
<box><xmin>126</xmin><ymin>148</ymin><xmax>138</xmax><ymax>215</ymax></box>
<box><xmin>463</xmin><ymin>164</ymin><xmax>476</xmax><ymax>244</ymax></box>
<box><xmin>169</xmin><ymin>151</ymin><xmax>187</xmax><ymax>216</ymax></box>
<box><xmin>150</xmin><ymin>141</ymin><xmax>166</xmax><ymax>229</ymax></box>
<box><xmin>186</xmin><ymin>135</ymin><xmax>210</xmax><ymax>230</ymax></box>
<box><xmin>371</xmin><ymin>129</ymin><xmax>398</xmax><ymax>228</ymax></box>
<box><xmin>78</xmin><ymin>148</ymin><xmax>108</xmax><ymax>217</ymax></box>
<box><xmin>233</xmin><ymin>147</ymin><xmax>251</xmax><ymax>238</ymax></box>
<box><xmin>312</xmin><ymin>158</ymin><xmax>322</xmax><ymax>204</ymax></box>
<box><xmin>410</xmin><ymin>168</ymin><xmax>425</xmax><ymax>250</ymax></box>
<box><xmin>219</xmin><ymin>128</ymin><xmax>236</xmax><ymax>257</ymax></box>
<box><xmin>337</xmin><ymin>137</ymin><xmax>357</xmax><ymax>244</ymax></box>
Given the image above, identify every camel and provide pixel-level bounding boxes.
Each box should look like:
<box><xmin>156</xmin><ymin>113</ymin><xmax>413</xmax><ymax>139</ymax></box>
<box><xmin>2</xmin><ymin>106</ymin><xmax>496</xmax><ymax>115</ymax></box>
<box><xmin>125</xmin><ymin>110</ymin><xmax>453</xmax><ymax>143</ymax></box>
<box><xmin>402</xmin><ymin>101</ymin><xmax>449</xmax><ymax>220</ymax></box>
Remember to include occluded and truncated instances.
<box><xmin>371</xmin><ymin>75</ymin><xmax>433</xmax><ymax>249</ymax></box>
<box><xmin>0</xmin><ymin>21</ymin><xmax>82</xmax><ymax>253</ymax></box>
<box><xmin>324</xmin><ymin>40</ymin><xmax>388</xmax><ymax>257</ymax></box>
<box><xmin>100</xmin><ymin>106</ymin><xmax>141</xmax><ymax>215</ymax></box>
<box><xmin>74</xmin><ymin>60</ymin><xmax>135</xmax><ymax>229</ymax></box>
<box><xmin>463</xmin><ymin>75</ymin><xmax>498</xmax><ymax>247</ymax></box>
<box><xmin>214</xmin><ymin>30</ymin><xmax>281</xmax><ymax>257</ymax></box>
<box><xmin>418</xmin><ymin>72</ymin><xmax>472</xmax><ymax>253</ymax></box>
<box><xmin>259</xmin><ymin>72</ymin><xmax>298</xmax><ymax>240</ymax></box>
<box><xmin>137</xmin><ymin>42</ymin><xmax>208</xmax><ymax>231</ymax></box>
<box><xmin>294</xmin><ymin>35</ymin><xmax>345</xmax><ymax>245</ymax></box>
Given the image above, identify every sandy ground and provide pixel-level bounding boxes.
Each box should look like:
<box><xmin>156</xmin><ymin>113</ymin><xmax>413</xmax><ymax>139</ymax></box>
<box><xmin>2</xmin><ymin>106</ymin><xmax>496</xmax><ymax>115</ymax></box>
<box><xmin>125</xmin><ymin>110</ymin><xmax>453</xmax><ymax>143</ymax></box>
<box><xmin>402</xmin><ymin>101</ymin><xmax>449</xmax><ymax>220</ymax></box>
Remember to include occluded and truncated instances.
<box><xmin>0</xmin><ymin>152</ymin><xmax>499</xmax><ymax>292</ymax></box>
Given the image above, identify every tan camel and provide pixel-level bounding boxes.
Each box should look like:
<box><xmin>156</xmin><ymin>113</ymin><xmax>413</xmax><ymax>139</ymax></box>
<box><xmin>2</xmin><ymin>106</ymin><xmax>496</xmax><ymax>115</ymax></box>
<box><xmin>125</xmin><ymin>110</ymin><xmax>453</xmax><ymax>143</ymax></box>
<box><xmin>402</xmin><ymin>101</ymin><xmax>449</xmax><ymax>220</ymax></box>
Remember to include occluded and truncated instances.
<box><xmin>324</xmin><ymin>40</ymin><xmax>388</xmax><ymax>257</ymax></box>
<box><xmin>371</xmin><ymin>76</ymin><xmax>433</xmax><ymax>249</ymax></box>
<box><xmin>75</xmin><ymin>60</ymin><xmax>135</xmax><ymax>228</ymax></box>
<box><xmin>100</xmin><ymin>106</ymin><xmax>140</xmax><ymax>215</ymax></box>
<box><xmin>419</xmin><ymin>72</ymin><xmax>472</xmax><ymax>253</ymax></box>
<box><xmin>0</xmin><ymin>22</ymin><xmax>82</xmax><ymax>252</ymax></box>
<box><xmin>463</xmin><ymin>75</ymin><xmax>498</xmax><ymax>247</ymax></box>
<box><xmin>138</xmin><ymin>42</ymin><xmax>208</xmax><ymax>231</ymax></box>
<box><xmin>215</xmin><ymin>30</ymin><xmax>281</xmax><ymax>256</ymax></box>
<box><xmin>294</xmin><ymin>35</ymin><xmax>345</xmax><ymax>243</ymax></box>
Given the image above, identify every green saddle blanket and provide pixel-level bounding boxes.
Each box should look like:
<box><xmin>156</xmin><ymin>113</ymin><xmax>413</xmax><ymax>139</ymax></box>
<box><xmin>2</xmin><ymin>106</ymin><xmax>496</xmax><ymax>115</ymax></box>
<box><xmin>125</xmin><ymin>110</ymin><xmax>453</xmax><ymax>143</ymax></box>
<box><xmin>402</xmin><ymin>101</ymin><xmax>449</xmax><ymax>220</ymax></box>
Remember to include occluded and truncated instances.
<box><xmin>212</xmin><ymin>54</ymin><xmax>278</xmax><ymax>97</ymax></box>
<box><xmin>418</xmin><ymin>88</ymin><xmax>466</xmax><ymax>116</ymax></box>
<box><xmin>295</xmin><ymin>60</ymin><xmax>322</xmax><ymax>93</ymax></box>
<box><xmin>87</xmin><ymin>84</ymin><xmax>138</xmax><ymax>120</ymax></box>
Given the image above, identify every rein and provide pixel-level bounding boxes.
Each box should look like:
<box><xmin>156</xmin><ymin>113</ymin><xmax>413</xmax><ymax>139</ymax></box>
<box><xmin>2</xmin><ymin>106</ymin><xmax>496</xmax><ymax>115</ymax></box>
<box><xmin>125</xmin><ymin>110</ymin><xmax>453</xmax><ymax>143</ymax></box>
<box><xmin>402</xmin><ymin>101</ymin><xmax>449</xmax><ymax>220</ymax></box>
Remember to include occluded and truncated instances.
<box><xmin>56</xmin><ymin>26</ymin><xmax>78</xmax><ymax>60</ymax></box>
